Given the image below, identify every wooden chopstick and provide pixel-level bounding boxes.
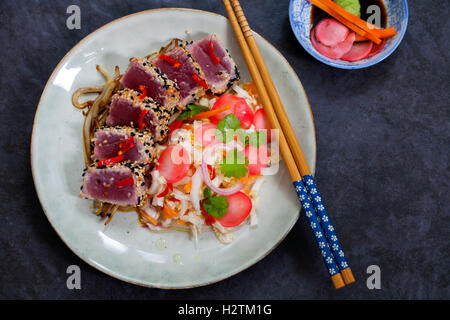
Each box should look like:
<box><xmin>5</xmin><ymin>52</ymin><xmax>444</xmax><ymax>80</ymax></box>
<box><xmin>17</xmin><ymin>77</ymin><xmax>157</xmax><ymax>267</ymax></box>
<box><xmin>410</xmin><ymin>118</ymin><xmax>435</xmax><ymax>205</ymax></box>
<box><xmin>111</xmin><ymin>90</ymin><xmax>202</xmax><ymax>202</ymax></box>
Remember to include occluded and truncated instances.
<box><xmin>222</xmin><ymin>0</ymin><xmax>347</xmax><ymax>290</ymax></box>
<box><xmin>229</xmin><ymin>0</ymin><xmax>356</xmax><ymax>286</ymax></box>
<box><xmin>229</xmin><ymin>0</ymin><xmax>355</xmax><ymax>287</ymax></box>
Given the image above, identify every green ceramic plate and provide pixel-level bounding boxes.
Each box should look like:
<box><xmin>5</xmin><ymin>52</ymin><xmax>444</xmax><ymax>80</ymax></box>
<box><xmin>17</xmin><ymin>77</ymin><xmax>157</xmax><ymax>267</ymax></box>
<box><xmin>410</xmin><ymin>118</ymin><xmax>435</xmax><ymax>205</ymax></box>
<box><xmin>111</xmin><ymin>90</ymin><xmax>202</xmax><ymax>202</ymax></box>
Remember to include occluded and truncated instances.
<box><xmin>31</xmin><ymin>8</ymin><xmax>316</xmax><ymax>288</ymax></box>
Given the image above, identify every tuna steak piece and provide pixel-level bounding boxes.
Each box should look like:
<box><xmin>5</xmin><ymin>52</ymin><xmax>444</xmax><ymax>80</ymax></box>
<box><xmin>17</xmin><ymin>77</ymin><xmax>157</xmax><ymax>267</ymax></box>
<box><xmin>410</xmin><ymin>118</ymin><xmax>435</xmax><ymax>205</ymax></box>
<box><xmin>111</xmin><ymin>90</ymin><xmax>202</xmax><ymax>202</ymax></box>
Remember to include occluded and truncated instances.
<box><xmin>120</xmin><ymin>57</ymin><xmax>180</xmax><ymax>111</ymax></box>
<box><xmin>80</xmin><ymin>162</ymin><xmax>147</xmax><ymax>206</ymax></box>
<box><xmin>151</xmin><ymin>46</ymin><xmax>206</xmax><ymax>110</ymax></box>
<box><xmin>186</xmin><ymin>35</ymin><xmax>240</xmax><ymax>94</ymax></box>
<box><xmin>106</xmin><ymin>89</ymin><xmax>173</xmax><ymax>142</ymax></box>
<box><xmin>92</xmin><ymin>126</ymin><xmax>156</xmax><ymax>164</ymax></box>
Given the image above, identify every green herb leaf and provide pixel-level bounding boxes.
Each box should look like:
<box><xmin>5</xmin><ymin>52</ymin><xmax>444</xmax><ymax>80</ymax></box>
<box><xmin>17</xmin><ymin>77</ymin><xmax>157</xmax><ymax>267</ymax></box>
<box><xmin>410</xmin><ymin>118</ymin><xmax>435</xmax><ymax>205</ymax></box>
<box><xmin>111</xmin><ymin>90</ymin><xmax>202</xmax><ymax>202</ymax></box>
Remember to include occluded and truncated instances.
<box><xmin>334</xmin><ymin>0</ymin><xmax>361</xmax><ymax>18</ymax></box>
<box><xmin>202</xmin><ymin>187</ymin><xmax>228</xmax><ymax>218</ymax></box>
<box><xmin>215</xmin><ymin>114</ymin><xmax>241</xmax><ymax>142</ymax></box>
<box><xmin>177</xmin><ymin>104</ymin><xmax>209</xmax><ymax>120</ymax></box>
<box><xmin>219</xmin><ymin>149</ymin><xmax>248</xmax><ymax>179</ymax></box>
<box><xmin>203</xmin><ymin>196</ymin><xmax>228</xmax><ymax>218</ymax></box>
<box><xmin>203</xmin><ymin>187</ymin><xmax>212</xmax><ymax>199</ymax></box>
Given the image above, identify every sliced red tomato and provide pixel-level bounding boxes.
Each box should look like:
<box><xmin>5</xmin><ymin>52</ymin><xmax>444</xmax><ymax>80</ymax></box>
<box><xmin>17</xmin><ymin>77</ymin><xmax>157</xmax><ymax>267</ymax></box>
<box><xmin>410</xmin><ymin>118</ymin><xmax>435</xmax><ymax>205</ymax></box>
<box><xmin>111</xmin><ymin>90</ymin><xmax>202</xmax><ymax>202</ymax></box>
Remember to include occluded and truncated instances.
<box><xmin>217</xmin><ymin>192</ymin><xmax>253</xmax><ymax>227</ymax></box>
<box><xmin>210</xmin><ymin>94</ymin><xmax>254</xmax><ymax>129</ymax></box>
<box><xmin>244</xmin><ymin>144</ymin><xmax>269</xmax><ymax>175</ymax></box>
<box><xmin>253</xmin><ymin>108</ymin><xmax>272</xmax><ymax>142</ymax></box>
<box><xmin>156</xmin><ymin>145</ymin><xmax>191</xmax><ymax>183</ymax></box>
<box><xmin>194</xmin><ymin>123</ymin><xmax>217</xmax><ymax>147</ymax></box>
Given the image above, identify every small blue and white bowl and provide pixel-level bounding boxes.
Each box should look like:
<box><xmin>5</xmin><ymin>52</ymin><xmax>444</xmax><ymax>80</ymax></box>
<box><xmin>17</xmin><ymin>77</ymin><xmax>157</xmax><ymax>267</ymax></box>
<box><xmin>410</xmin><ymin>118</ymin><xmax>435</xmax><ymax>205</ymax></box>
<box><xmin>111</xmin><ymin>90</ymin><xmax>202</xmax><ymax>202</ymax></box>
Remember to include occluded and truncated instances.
<box><xmin>289</xmin><ymin>0</ymin><xmax>408</xmax><ymax>69</ymax></box>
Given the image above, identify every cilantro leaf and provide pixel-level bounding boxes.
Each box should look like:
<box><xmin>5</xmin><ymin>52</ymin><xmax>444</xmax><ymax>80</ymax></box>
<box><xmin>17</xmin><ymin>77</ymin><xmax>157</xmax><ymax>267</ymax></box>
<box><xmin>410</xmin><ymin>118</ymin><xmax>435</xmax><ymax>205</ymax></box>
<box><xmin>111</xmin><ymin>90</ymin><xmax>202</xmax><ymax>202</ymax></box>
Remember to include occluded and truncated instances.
<box><xmin>203</xmin><ymin>187</ymin><xmax>212</xmax><ymax>198</ymax></box>
<box><xmin>177</xmin><ymin>104</ymin><xmax>209</xmax><ymax>120</ymax></box>
<box><xmin>202</xmin><ymin>187</ymin><xmax>228</xmax><ymax>218</ymax></box>
<box><xmin>219</xmin><ymin>149</ymin><xmax>248</xmax><ymax>179</ymax></box>
<box><xmin>203</xmin><ymin>196</ymin><xmax>228</xmax><ymax>218</ymax></box>
<box><xmin>215</xmin><ymin>114</ymin><xmax>241</xmax><ymax>142</ymax></box>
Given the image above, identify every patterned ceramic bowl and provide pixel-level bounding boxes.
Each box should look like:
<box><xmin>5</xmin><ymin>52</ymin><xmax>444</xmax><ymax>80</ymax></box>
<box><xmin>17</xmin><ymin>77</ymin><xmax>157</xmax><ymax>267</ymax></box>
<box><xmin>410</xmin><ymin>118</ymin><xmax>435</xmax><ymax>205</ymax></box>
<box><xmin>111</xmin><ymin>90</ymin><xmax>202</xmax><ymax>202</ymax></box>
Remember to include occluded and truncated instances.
<box><xmin>289</xmin><ymin>0</ymin><xmax>408</xmax><ymax>69</ymax></box>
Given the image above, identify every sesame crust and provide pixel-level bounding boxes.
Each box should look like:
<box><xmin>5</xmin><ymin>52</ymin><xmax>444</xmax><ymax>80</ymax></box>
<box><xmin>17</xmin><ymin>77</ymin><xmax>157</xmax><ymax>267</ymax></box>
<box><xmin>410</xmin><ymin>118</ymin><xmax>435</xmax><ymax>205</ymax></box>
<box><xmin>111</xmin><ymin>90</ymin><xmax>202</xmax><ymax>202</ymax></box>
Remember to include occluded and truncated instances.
<box><xmin>80</xmin><ymin>161</ymin><xmax>147</xmax><ymax>207</ymax></box>
<box><xmin>111</xmin><ymin>88</ymin><xmax>175</xmax><ymax>142</ymax></box>
<box><xmin>130</xmin><ymin>57</ymin><xmax>180</xmax><ymax>110</ymax></box>
<box><xmin>92</xmin><ymin>126</ymin><xmax>156</xmax><ymax>164</ymax></box>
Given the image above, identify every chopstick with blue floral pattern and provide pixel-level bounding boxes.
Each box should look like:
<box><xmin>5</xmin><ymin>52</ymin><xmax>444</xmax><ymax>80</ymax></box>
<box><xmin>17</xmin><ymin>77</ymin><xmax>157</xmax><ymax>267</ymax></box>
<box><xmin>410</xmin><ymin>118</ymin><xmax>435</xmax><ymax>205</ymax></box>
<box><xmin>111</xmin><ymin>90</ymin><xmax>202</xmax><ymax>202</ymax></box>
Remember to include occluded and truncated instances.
<box><xmin>224</xmin><ymin>0</ymin><xmax>355</xmax><ymax>288</ymax></box>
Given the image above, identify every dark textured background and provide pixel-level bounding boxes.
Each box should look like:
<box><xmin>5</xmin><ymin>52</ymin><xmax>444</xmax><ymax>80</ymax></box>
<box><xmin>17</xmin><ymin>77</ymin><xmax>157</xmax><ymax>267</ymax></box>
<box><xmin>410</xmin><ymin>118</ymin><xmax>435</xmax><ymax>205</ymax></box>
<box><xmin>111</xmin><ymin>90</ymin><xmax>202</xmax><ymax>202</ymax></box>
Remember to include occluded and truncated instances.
<box><xmin>0</xmin><ymin>0</ymin><xmax>448</xmax><ymax>299</ymax></box>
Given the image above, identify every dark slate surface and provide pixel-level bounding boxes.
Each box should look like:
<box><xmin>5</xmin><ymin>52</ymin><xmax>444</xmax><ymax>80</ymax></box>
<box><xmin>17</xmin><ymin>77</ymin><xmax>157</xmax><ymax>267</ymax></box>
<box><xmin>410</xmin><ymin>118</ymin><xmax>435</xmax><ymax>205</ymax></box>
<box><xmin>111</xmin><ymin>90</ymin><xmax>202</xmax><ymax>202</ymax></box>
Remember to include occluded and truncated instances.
<box><xmin>0</xmin><ymin>0</ymin><xmax>448</xmax><ymax>299</ymax></box>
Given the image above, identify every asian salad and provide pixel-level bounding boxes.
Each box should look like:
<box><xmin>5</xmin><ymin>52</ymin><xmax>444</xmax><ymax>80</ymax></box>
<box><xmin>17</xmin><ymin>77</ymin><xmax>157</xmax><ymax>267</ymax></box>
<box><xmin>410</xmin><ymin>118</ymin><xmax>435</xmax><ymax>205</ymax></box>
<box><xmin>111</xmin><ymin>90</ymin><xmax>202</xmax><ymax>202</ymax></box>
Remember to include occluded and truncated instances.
<box><xmin>73</xmin><ymin>35</ymin><xmax>278</xmax><ymax>244</ymax></box>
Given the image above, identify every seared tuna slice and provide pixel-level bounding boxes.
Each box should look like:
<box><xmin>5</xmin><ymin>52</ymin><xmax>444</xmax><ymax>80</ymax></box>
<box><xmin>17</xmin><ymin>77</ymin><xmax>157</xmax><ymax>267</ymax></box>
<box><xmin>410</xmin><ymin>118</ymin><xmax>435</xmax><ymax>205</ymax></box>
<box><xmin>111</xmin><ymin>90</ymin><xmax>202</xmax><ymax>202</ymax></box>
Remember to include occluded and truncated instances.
<box><xmin>106</xmin><ymin>89</ymin><xmax>172</xmax><ymax>142</ymax></box>
<box><xmin>120</xmin><ymin>57</ymin><xmax>180</xmax><ymax>111</ymax></box>
<box><xmin>186</xmin><ymin>35</ymin><xmax>240</xmax><ymax>94</ymax></box>
<box><xmin>92</xmin><ymin>126</ymin><xmax>155</xmax><ymax>164</ymax></box>
<box><xmin>151</xmin><ymin>46</ymin><xmax>206</xmax><ymax>110</ymax></box>
<box><xmin>80</xmin><ymin>162</ymin><xmax>147</xmax><ymax>206</ymax></box>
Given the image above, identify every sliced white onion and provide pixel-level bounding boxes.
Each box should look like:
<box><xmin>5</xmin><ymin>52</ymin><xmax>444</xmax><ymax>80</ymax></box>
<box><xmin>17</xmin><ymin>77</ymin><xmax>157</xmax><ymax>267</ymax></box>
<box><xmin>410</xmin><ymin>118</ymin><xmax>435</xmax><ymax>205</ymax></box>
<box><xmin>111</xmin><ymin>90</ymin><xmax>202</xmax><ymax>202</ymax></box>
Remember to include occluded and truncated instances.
<box><xmin>232</xmin><ymin>83</ymin><xmax>253</xmax><ymax>101</ymax></box>
<box><xmin>152</xmin><ymin>194</ymin><xmax>164</xmax><ymax>207</ymax></box>
<box><xmin>173</xmin><ymin>175</ymin><xmax>192</xmax><ymax>186</ymax></box>
<box><xmin>172</xmin><ymin>189</ymin><xmax>192</xmax><ymax>201</ymax></box>
<box><xmin>147</xmin><ymin>170</ymin><xmax>161</xmax><ymax>195</ymax></box>
<box><xmin>190</xmin><ymin>167</ymin><xmax>203</xmax><ymax>212</ymax></box>
<box><xmin>179</xmin><ymin>200</ymin><xmax>189</xmax><ymax>216</ymax></box>
<box><xmin>201</xmin><ymin>143</ymin><xmax>244</xmax><ymax>196</ymax></box>
<box><xmin>208</xmin><ymin>98</ymin><xmax>216</xmax><ymax>108</ymax></box>
<box><xmin>143</xmin><ymin>204</ymin><xmax>160</xmax><ymax>220</ymax></box>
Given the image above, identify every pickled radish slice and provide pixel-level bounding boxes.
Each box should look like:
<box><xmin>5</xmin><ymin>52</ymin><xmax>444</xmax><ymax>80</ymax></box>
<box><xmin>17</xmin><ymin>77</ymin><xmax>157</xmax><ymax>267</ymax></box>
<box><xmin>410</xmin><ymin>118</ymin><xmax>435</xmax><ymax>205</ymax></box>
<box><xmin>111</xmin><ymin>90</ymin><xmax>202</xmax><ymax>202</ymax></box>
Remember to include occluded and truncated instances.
<box><xmin>365</xmin><ymin>39</ymin><xmax>386</xmax><ymax>58</ymax></box>
<box><xmin>315</xmin><ymin>18</ymin><xmax>350</xmax><ymax>47</ymax></box>
<box><xmin>341</xmin><ymin>41</ymin><xmax>373</xmax><ymax>61</ymax></box>
<box><xmin>245</xmin><ymin>144</ymin><xmax>269</xmax><ymax>175</ymax></box>
<box><xmin>210</xmin><ymin>94</ymin><xmax>254</xmax><ymax>129</ymax></box>
<box><xmin>311</xmin><ymin>27</ymin><xmax>355</xmax><ymax>59</ymax></box>
<box><xmin>217</xmin><ymin>192</ymin><xmax>253</xmax><ymax>227</ymax></box>
<box><xmin>195</xmin><ymin>123</ymin><xmax>217</xmax><ymax>147</ymax></box>
<box><xmin>253</xmin><ymin>108</ymin><xmax>272</xmax><ymax>142</ymax></box>
<box><xmin>156</xmin><ymin>145</ymin><xmax>191</xmax><ymax>183</ymax></box>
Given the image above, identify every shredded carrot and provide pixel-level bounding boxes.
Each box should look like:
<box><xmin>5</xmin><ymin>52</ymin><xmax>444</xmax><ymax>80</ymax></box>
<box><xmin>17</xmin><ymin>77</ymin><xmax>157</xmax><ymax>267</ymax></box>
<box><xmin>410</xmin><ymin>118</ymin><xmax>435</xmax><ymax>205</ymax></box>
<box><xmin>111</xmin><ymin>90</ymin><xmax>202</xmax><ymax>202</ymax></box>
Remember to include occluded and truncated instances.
<box><xmin>244</xmin><ymin>82</ymin><xmax>260</xmax><ymax>105</ymax></box>
<box><xmin>355</xmin><ymin>29</ymin><xmax>395</xmax><ymax>42</ymax></box>
<box><xmin>184</xmin><ymin>180</ymin><xmax>192</xmax><ymax>193</ymax></box>
<box><xmin>181</xmin><ymin>123</ymin><xmax>194</xmax><ymax>132</ymax></box>
<box><xmin>312</xmin><ymin>0</ymin><xmax>396</xmax><ymax>44</ymax></box>
<box><xmin>241</xmin><ymin>175</ymin><xmax>257</xmax><ymax>195</ymax></box>
<box><xmin>163</xmin><ymin>205</ymin><xmax>178</xmax><ymax>219</ymax></box>
<box><xmin>189</xmin><ymin>105</ymin><xmax>231</xmax><ymax>120</ymax></box>
<box><xmin>177</xmin><ymin>219</ymin><xmax>186</xmax><ymax>226</ymax></box>
<box><xmin>354</xmin><ymin>34</ymin><xmax>368</xmax><ymax>42</ymax></box>
<box><xmin>139</xmin><ymin>209</ymin><xmax>158</xmax><ymax>226</ymax></box>
<box><xmin>309</xmin><ymin>0</ymin><xmax>382</xmax><ymax>44</ymax></box>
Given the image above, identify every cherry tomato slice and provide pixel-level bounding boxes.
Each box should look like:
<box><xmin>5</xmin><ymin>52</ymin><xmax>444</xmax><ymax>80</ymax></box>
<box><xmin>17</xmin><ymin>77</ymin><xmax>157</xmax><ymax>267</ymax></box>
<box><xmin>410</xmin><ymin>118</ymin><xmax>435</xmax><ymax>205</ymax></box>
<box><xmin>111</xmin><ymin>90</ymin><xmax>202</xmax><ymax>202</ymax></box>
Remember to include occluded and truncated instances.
<box><xmin>253</xmin><ymin>109</ymin><xmax>272</xmax><ymax>142</ymax></box>
<box><xmin>245</xmin><ymin>144</ymin><xmax>269</xmax><ymax>175</ymax></box>
<box><xmin>210</xmin><ymin>94</ymin><xmax>254</xmax><ymax>129</ymax></box>
<box><xmin>194</xmin><ymin>123</ymin><xmax>217</xmax><ymax>147</ymax></box>
<box><xmin>217</xmin><ymin>192</ymin><xmax>253</xmax><ymax>228</ymax></box>
<box><xmin>156</xmin><ymin>145</ymin><xmax>191</xmax><ymax>183</ymax></box>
